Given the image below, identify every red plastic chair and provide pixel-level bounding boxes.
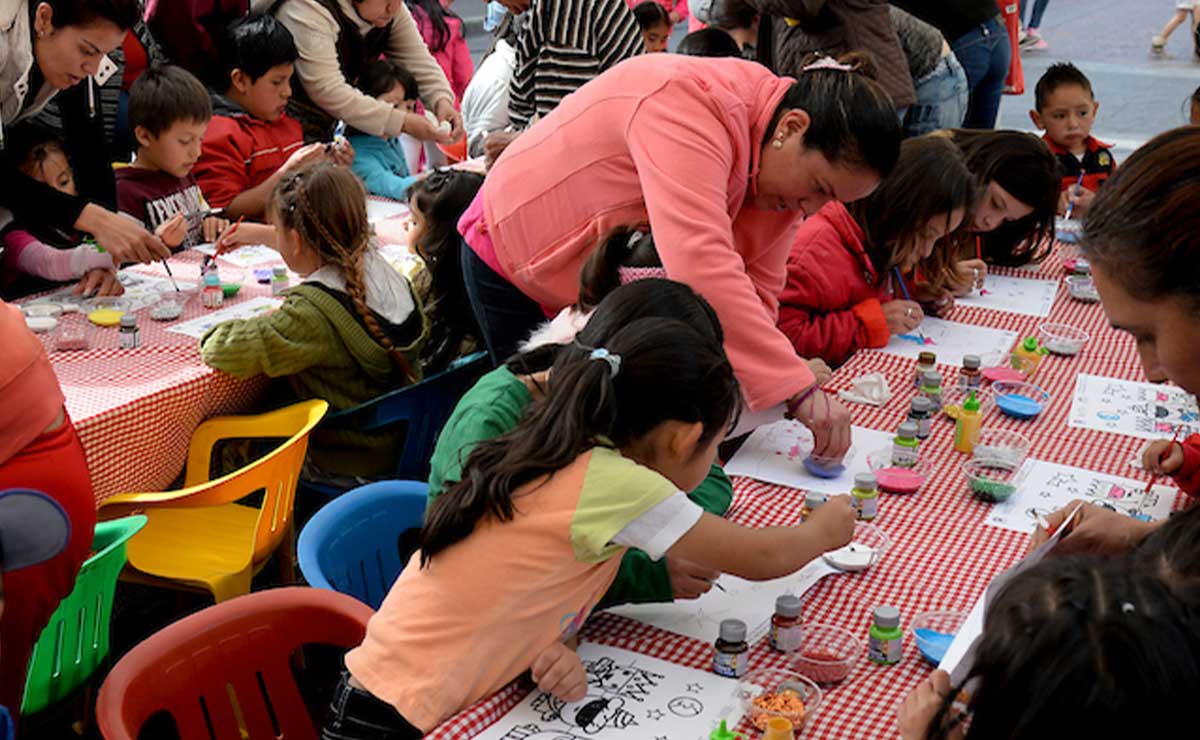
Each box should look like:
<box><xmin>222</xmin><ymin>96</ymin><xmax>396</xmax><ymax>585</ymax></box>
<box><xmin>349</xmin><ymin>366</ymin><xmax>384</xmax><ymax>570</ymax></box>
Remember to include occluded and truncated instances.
<box><xmin>95</xmin><ymin>587</ymin><xmax>372</xmax><ymax>740</ymax></box>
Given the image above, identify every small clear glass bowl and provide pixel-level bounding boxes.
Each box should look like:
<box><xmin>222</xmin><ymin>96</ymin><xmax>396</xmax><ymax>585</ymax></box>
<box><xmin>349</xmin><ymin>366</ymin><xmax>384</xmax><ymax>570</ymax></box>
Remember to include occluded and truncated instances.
<box><xmin>1038</xmin><ymin>322</ymin><xmax>1089</xmax><ymax>356</ymax></box>
<box><xmin>790</xmin><ymin>624</ymin><xmax>861</xmax><ymax>685</ymax></box>
<box><xmin>963</xmin><ymin>458</ymin><xmax>1022</xmax><ymax>502</ymax></box>
<box><xmin>737</xmin><ymin>668</ymin><xmax>822</xmax><ymax>733</ymax></box>
<box><xmin>911</xmin><ymin>610</ymin><xmax>968</xmax><ymax>665</ymax></box>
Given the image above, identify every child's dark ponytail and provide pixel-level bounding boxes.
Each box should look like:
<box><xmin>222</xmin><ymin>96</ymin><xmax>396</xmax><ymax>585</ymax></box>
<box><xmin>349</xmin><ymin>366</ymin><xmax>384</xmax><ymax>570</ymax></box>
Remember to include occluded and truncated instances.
<box><xmin>421</xmin><ymin>317</ymin><xmax>741</xmax><ymax>565</ymax></box>
<box><xmin>577</xmin><ymin>228</ymin><xmax>661</xmax><ymax>310</ymax></box>
<box><xmin>767</xmin><ymin>51</ymin><xmax>901</xmax><ymax>179</ymax></box>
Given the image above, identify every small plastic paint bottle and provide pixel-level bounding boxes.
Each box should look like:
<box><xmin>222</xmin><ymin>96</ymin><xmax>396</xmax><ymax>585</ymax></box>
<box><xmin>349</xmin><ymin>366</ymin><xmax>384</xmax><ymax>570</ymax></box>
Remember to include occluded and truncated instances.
<box><xmin>800</xmin><ymin>491</ymin><xmax>827</xmax><ymax>522</ymax></box>
<box><xmin>770</xmin><ymin>595</ymin><xmax>804</xmax><ymax>653</ymax></box>
<box><xmin>761</xmin><ymin>717</ymin><xmax>796</xmax><ymax>740</ymax></box>
<box><xmin>851</xmin><ymin>472</ymin><xmax>879</xmax><ymax>521</ymax></box>
<box><xmin>867</xmin><ymin>605</ymin><xmax>903</xmax><ymax>665</ymax></box>
<box><xmin>892</xmin><ymin>421</ymin><xmax>921</xmax><ymax>468</ymax></box>
<box><xmin>271</xmin><ymin>266</ymin><xmax>290</xmax><ymax>296</ymax></box>
<box><xmin>908</xmin><ymin>396</ymin><xmax>934</xmax><ymax>440</ymax></box>
<box><xmin>920</xmin><ymin>370</ymin><xmax>944</xmax><ymax>413</ymax></box>
<box><xmin>958</xmin><ymin>354</ymin><xmax>982</xmax><ymax>391</ymax></box>
<box><xmin>201</xmin><ymin>273</ymin><xmax>224</xmax><ymax>308</ymax></box>
<box><xmin>1012</xmin><ymin>336</ymin><xmax>1047</xmax><ymax>374</ymax></box>
<box><xmin>914</xmin><ymin>351</ymin><xmax>937</xmax><ymax>388</ymax></box>
<box><xmin>118</xmin><ymin>313</ymin><xmax>140</xmax><ymax>349</ymax></box>
<box><xmin>713</xmin><ymin>619</ymin><xmax>749</xmax><ymax>678</ymax></box>
<box><xmin>954</xmin><ymin>391</ymin><xmax>982</xmax><ymax>454</ymax></box>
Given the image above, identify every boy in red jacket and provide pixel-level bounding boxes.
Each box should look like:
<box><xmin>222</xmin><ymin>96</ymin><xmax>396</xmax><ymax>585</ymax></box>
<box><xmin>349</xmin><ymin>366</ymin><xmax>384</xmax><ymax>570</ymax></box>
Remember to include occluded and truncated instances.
<box><xmin>193</xmin><ymin>15</ymin><xmax>350</xmax><ymax>220</ymax></box>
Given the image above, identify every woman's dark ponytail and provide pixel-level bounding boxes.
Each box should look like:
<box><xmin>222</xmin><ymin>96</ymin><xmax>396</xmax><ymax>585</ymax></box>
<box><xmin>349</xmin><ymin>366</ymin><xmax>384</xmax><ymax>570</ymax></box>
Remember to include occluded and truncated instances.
<box><xmin>422</xmin><ymin>317</ymin><xmax>740</xmax><ymax>565</ymax></box>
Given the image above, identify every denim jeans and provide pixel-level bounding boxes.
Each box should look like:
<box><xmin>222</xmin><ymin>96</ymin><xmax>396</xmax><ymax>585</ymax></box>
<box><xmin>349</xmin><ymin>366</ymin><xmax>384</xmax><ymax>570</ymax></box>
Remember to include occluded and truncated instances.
<box><xmin>950</xmin><ymin>16</ymin><xmax>1012</xmax><ymax>129</ymax></box>
<box><xmin>904</xmin><ymin>53</ymin><xmax>970</xmax><ymax>137</ymax></box>
<box><xmin>321</xmin><ymin>672</ymin><xmax>423</xmax><ymax>740</ymax></box>
<box><xmin>1021</xmin><ymin>0</ymin><xmax>1050</xmax><ymax>28</ymax></box>
<box><xmin>459</xmin><ymin>235</ymin><xmax>547</xmax><ymax>365</ymax></box>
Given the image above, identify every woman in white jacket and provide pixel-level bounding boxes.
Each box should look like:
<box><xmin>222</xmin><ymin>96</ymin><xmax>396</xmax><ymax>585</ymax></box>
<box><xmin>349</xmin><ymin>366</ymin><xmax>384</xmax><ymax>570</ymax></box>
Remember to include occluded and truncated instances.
<box><xmin>0</xmin><ymin>0</ymin><xmax>167</xmax><ymax>267</ymax></box>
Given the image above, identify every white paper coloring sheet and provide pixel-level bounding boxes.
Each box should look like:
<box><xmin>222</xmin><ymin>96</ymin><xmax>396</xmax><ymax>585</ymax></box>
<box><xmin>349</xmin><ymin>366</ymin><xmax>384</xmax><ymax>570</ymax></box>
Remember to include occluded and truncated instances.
<box><xmin>1068</xmin><ymin>374</ymin><xmax>1200</xmax><ymax>440</ymax></box>
<box><xmin>166</xmin><ymin>297</ymin><xmax>283</xmax><ymax>339</ymax></box>
<box><xmin>984</xmin><ymin>458</ymin><xmax>1177</xmax><ymax>534</ymax></box>
<box><xmin>609</xmin><ymin>558</ymin><xmax>840</xmax><ymax>644</ymax></box>
<box><xmin>470</xmin><ymin>644</ymin><xmax>742</xmax><ymax>740</ymax></box>
<box><xmin>193</xmin><ymin>243</ymin><xmax>282</xmax><ymax>268</ymax></box>
<box><xmin>872</xmin><ymin>317</ymin><xmax>1018</xmax><ymax>366</ymax></box>
<box><xmin>724</xmin><ymin>422</ymin><xmax>893</xmax><ymax>494</ymax></box>
<box><xmin>955</xmin><ymin>274</ymin><xmax>1060</xmax><ymax>317</ymax></box>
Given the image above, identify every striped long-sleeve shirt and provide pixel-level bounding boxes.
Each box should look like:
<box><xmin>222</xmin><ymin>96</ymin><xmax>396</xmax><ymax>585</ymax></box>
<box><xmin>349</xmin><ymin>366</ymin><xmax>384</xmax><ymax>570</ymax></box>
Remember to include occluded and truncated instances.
<box><xmin>508</xmin><ymin>0</ymin><xmax>643</xmax><ymax>128</ymax></box>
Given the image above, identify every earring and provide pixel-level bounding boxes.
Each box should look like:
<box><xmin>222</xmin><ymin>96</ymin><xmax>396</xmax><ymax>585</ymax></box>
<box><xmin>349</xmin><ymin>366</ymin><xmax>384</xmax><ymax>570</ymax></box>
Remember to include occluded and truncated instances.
<box><xmin>773</xmin><ymin>137</ymin><xmax>784</xmax><ymax>150</ymax></box>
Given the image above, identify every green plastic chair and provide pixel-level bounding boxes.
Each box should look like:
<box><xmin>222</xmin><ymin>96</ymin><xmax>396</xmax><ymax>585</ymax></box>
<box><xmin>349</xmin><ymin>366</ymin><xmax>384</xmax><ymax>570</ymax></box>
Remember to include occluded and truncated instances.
<box><xmin>21</xmin><ymin>515</ymin><xmax>146</xmax><ymax>717</ymax></box>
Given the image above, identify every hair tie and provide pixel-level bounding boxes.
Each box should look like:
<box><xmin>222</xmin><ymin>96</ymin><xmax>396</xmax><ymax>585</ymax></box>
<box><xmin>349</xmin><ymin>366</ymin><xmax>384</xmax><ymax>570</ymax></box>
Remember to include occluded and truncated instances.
<box><xmin>618</xmin><ymin>266</ymin><xmax>669</xmax><ymax>285</ymax></box>
<box><xmin>589</xmin><ymin>347</ymin><xmax>622</xmax><ymax>378</ymax></box>
<box><xmin>802</xmin><ymin>56</ymin><xmax>854</xmax><ymax>73</ymax></box>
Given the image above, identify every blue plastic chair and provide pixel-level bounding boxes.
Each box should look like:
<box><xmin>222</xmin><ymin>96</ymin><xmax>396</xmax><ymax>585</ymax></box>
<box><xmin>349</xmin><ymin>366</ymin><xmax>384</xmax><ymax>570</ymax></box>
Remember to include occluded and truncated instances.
<box><xmin>297</xmin><ymin>481</ymin><xmax>428</xmax><ymax>609</ymax></box>
<box><xmin>301</xmin><ymin>351</ymin><xmax>489</xmax><ymax>498</ymax></box>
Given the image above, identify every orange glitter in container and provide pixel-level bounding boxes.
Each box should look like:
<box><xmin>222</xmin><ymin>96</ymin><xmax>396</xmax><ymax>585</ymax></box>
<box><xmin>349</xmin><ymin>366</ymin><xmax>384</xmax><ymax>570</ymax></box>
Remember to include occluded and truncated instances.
<box><xmin>751</xmin><ymin>689</ymin><xmax>807</xmax><ymax>731</ymax></box>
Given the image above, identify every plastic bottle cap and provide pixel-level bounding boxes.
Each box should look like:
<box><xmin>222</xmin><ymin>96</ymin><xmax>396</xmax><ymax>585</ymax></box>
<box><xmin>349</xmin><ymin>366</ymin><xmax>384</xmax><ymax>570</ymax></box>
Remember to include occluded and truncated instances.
<box><xmin>709</xmin><ymin>720</ymin><xmax>741</xmax><ymax>740</ymax></box>
<box><xmin>1021</xmin><ymin>336</ymin><xmax>1039</xmax><ymax>351</ymax></box>
<box><xmin>804</xmin><ymin>491</ymin><xmax>827</xmax><ymax>509</ymax></box>
<box><xmin>898</xmin><ymin>420</ymin><xmax>919</xmax><ymax>438</ymax></box>
<box><xmin>273</xmin><ymin>267</ymin><xmax>287</xmax><ymax>276</ymax></box>
<box><xmin>719</xmin><ymin>619</ymin><xmax>747</xmax><ymax>643</ymax></box>
<box><xmin>119</xmin><ymin>314</ymin><xmax>137</xmax><ymax>329</ymax></box>
<box><xmin>963</xmin><ymin>354</ymin><xmax>981</xmax><ymax>370</ymax></box>
<box><xmin>873</xmin><ymin>605</ymin><xmax>900</xmax><ymax>629</ymax></box>
<box><xmin>963</xmin><ymin>390</ymin><xmax>980</xmax><ymax>412</ymax></box>
<box><xmin>910</xmin><ymin>397</ymin><xmax>933</xmax><ymax>413</ymax></box>
<box><xmin>854</xmin><ymin>472</ymin><xmax>877</xmax><ymax>490</ymax></box>
<box><xmin>204</xmin><ymin>273</ymin><xmax>220</xmax><ymax>286</ymax></box>
<box><xmin>917</xmin><ymin>351</ymin><xmax>936</xmax><ymax>364</ymax></box>
<box><xmin>923</xmin><ymin>370</ymin><xmax>943</xmax><ymax>385</ymax></box>
<box><xmin>775</xmin><ymin>594</ymin><xmax>802</xmax><ymax>618</ymax></box>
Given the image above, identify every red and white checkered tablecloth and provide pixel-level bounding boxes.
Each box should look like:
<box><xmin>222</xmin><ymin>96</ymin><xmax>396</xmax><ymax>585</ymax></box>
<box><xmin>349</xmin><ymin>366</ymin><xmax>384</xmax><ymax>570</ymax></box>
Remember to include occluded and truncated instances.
<box><xmin>426</xmin><ymin>242</ymin><xmax>1188</xmax><ymax>740</ymax></box>
<box><xmin>34</xmin><ymin>250</ymin><xmax>275</xmax><ymax>504</ymax></box>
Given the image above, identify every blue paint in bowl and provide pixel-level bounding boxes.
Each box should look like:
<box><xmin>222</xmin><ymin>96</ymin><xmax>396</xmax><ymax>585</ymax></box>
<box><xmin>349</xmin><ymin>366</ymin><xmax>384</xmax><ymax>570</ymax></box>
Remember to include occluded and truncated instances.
<box><xmin>914</xmin><ymin>628</ymin><xmax>956</xmax><ymax>664</ymax></box>
<box><xmin>804</xmin><ymin>457</ymin><xmax>845</xmax><ymax>479</ymax></box>
<box><xmin>997</xmin><ymin>393</ymin><xmax>1043</xmax><ymax>420</ymax></box>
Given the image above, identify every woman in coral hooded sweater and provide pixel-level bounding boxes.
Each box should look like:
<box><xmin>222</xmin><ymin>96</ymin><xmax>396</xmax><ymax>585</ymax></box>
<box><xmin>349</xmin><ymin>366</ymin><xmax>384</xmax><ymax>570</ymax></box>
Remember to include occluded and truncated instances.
<box><xmin>460</xmin><ymin>53</ymin><xmax>901</xmax><ymax>458</ymax></box>
<box><xmin>778</xmin><ymin>135</ymin><xmax>977</xmax><ymax>367</ymax></box>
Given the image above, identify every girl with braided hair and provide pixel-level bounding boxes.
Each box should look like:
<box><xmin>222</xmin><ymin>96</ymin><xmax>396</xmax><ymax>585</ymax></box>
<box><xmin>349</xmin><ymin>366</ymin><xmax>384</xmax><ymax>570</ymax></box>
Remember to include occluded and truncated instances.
<box><xmin>201</xmin><ymin>162</ymin><xmax>427</xmax><ymax>480</ymax></box>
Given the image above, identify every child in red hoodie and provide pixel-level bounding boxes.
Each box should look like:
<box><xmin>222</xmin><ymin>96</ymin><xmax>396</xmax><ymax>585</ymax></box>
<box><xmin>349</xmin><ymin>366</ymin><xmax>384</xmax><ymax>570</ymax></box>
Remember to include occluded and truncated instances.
<box><xmin>778</xmin><ymin>136</ymin><xmax>977</xmax><ymax>366</ymax></box>
<box><xmin>1143</xmin><ymin>436</ymin><xmax>1200</xmax><ymax>496</ymax></box>
<box><xmin>194</xmin><ymin>15</ymin><xmax>350</xmax><ymax>221</ymax></box>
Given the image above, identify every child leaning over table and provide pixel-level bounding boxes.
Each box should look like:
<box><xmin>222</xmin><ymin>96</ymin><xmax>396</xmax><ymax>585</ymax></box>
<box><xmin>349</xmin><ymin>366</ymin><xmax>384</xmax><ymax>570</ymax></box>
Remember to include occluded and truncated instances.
<box><xmin>325</xmin><ymin>317</ymin><xmax>856</xmax><ymax>738</ymax></box>
<box><xmin>347</xmin><ymin>60</ymin><xmax>430</xmax><ymax>202</ymax></box>
<box><xmin>0</xmin><ymin>127</ymin><xmax>120</xmax><ymax>299</ymax></box>
<box><xmin>116</xmin><ymin>65</ymin><xmax>230</xmax><ymax>251</ymax></box>
<box><xmin>200</xmin><ymin>163</ymin><xmax>426</xmax><ymax>481</ymax></box>
<box><xmin>427</xmin><ymin>279</ymin><xmax>738</xmax><ymax>610</ymax></box>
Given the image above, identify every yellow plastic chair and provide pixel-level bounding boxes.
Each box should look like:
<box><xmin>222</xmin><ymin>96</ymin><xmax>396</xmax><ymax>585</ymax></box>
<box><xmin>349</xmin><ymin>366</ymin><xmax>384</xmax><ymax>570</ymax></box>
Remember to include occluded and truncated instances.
<box><xmin>99</xmin><ymin>400</ymin><xmax>328</xmax><ymax>603</ymax></box>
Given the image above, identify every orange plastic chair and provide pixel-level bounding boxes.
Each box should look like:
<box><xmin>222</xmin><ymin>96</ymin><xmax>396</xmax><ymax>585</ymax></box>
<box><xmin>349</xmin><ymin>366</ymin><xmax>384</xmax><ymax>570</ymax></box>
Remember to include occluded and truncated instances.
<box><xmin>95</xmin><ymin>587</ymin><xmax>372</xmax><ymax>740</ymax></box>
<box><xmin>99</xmin><ymin>400</ymin><xmax>328</xmax><ymax>603</ymax></box>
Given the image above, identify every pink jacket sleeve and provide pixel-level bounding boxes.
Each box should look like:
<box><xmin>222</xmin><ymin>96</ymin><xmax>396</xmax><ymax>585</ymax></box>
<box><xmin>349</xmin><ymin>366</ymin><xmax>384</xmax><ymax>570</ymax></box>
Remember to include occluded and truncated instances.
<box><xmin>672</xmin><ymin>0</ymin><xmax>690</xmax><ymax>22</ymax></box>
<box><xmin>625</xmin><ymin>89</ymin><xmax>814</xmax><ymax>412</ymax></box>
<box><xmin>1173</xmin><ymin>434</ymin><xmax>1200</xmax><ymax>497</ymax></box>
<box><xmin>3</xmin><ymin>230</ymin><xmax>113</xmax><ymax>282</ymax></box>
<box><xmin>777</xmin><ymin>217</ymin><xmax>886</xmax><ymax>365</ymax></box>
<box><xmin>447</xmin><ymin>21</ymin><xmax>474</xmax><ymax>104</ymax></box>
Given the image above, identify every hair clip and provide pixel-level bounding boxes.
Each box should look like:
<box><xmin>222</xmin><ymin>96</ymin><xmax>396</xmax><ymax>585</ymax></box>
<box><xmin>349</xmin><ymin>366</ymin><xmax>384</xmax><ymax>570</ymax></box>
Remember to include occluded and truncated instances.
<box><xmin>802</xmin><ymin>56</ymin><xmax>854</xmax><ymax>73</ymax></box>
<box><xmin>1121</xmin><ymin>601</ymin><xmax>1136</xmax><ymax>615</ymax></box>
<box><xmin>625</xmin><ymin>230</ymin><xmax>648</xmax><ymax>251</ymax></box>
<box><xmin>589</xmin><ymin>347</ymin><xmax>622</xmax><ymax>378</ymax></box>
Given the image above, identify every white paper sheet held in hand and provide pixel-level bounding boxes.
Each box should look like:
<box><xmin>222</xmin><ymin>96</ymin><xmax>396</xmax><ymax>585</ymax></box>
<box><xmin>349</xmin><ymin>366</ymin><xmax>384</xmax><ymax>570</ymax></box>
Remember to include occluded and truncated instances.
<box><xmin>983</xmin><ymin>458</ymin><xmax>1177</xmax><ymax>534</ymax></box>
<box><xmin>939</xmin><ymin>506</ymin><xmax>1079</xmax><ymax>686</ymax></box>
<box><xmin>609</xmin><ymin>558</ymin><xmax>839</xmax><ymax>644</ymax></box>
<box><xmin>955</xmin><ymin>274</ymin><xmax>1060</xmax><ymax>317</ymax></box>
<box><xmin>872</xmin><ymin>317</ymin><xmax>1018</xmax><ymax>366</ymax></box>
<box><xmin>724</xmin><ymin>421</ymin><xmax>893</xmax><ymax>494</ymax></box>
<box><xmin>366</xmin><ymin>198</ymin><xmax>409</xmax><ymax>223</ymax></box>
<box><xmin>166</xmin><ymin>297</ymin><xmax>283</xmax><ymax>339</ymax></box>
<box><xmin>1069</xmin><ymin>374</ymin><xmax>1200</xmax><ymax>440</ymax></box>
<box><xmin>469</xmin><ymin>643</ymin><xmax>741</xmax><ymax>740</ymax></box>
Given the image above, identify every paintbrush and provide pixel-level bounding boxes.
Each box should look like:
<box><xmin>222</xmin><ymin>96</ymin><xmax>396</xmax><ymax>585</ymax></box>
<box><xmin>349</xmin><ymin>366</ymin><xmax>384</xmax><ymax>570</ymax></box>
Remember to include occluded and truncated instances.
<box><xmin>893</xmin><ymin>266</ymin><xmax>926</xmax><ymax>343</ymax></box>
<box><xmin>711</xmin><ymin>581</ymin><xmax>727</xmax><ymax>593</ymax></box>
<box><xmin>161</xmin><ymin>259</ymin><xmax>180</xmax><ymax>291</ymax></box>
<box><xmin>1144</xmin><ymin>425</ymin><xmax>1184</xmax><ymax>494</ymax></box>
<box><xmin>1064</xmin><ymin>172</ymin><xmax>1084</xmax><ymax>221</ymax></box>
